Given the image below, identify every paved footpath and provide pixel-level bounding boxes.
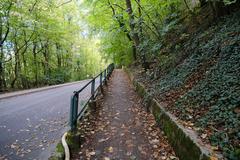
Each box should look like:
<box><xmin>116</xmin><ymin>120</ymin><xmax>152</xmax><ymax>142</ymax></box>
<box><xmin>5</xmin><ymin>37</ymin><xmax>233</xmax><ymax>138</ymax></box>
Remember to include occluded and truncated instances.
<box><xmin>72</xmin><ymin>69</ymin><xmax>177</xmax><ymax>160</ymax></box>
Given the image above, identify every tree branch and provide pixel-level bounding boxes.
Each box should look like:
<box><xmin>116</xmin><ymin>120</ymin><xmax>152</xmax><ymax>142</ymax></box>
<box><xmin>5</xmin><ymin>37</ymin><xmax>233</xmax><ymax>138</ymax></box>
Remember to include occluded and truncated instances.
<box><xmin>133</xmin><ymin>0</ymin><xmax>161</xmax><ymax>38</ymax></box>
<box><xmin>107</xmin><ymin>0</ymin><xmax>132</xmax><ymax>42</ymax></box>
<box><xmin>57</xmin><ymin>0</ymin><xmax>72</xmax><ymax>8</ymax></box>
<box><xmin>29</xmin><ymin>0</ymin><xmax>39</xmax><ymax>13</ymax></box>
<box><xmin>0</xmin><ymin>1</ymin><xmax>13</xmax><ymax>47</ymax></box>
<box><xmin>112</xmin><ymin>3</ymin><xmax>125</xmax><ymax>11</ymax></box>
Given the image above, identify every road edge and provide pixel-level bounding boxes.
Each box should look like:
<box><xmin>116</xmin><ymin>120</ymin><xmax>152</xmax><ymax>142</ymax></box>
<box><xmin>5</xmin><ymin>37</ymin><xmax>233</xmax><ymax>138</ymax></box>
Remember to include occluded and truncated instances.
<box><xmin>0</xmin><ymin>80</ymin><xmax>90</xmax><ymax>100</ymax></box>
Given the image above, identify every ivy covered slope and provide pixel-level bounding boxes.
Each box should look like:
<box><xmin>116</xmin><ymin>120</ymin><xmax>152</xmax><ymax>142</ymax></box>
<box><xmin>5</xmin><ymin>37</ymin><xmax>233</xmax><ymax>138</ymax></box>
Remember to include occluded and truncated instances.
<box><xmin>133</xmin><ymin>10</ymin><xmax>240</xmax><ymax>159</ymax></box>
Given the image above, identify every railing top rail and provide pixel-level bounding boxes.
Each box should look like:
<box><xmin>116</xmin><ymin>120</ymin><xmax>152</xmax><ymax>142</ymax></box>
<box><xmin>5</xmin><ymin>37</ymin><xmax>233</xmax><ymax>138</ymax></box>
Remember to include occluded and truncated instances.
<box><xmin>69</xmin><ymin>63</ymin><xmax>114</xmax><ymax>131</ymax></box>
<box><xmin>74</xmin><ymin>80</ymin><xmax>92</xmax><ymax>95</ymax></box>
<box><xmin>73</xmin><ymin>63</ymin><xmax>114</xmax><ymax>95</ymax></box>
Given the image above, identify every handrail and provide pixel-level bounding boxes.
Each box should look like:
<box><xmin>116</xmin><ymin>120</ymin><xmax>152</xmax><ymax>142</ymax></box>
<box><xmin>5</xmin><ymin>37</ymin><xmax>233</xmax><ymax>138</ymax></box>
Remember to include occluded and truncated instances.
<box><xmin>69</xmin><ymin>63</ymin><xmax>114</xmax><ymax>131</ymax></box>
<box><xmin>74</xmin><ymin>70</ymin><xmax>106</xmax><ymax>95</ymax></box>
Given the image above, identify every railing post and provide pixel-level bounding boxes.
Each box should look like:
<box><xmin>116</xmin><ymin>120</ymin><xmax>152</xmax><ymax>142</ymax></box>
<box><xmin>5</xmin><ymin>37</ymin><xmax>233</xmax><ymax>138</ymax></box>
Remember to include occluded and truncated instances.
<box><xmin>109</xmin><ymin>64</ymin><xmax>113</xmax><ymax>75</ymax></box>
<box><xmin>91</xmin><ymin>78</ymin><xmax>95</xmax><ymax>99</ymax></box>
<box><xmin>100</xmin><ymin>72</ymin><xmax>102</xmax><ymax>87</ymax></box>
<box><xmin>70</xmin><ymin>93</ymin><xmax>78</xmax><ymax>131</ymax></box>
<box><xmin>104</xmin><ymin>69</ymin><xmax>107</xmax><ymax>85</ymax></box>
<box><xmin>107</xmin><ymin>66</ymin><xmax>110</xmax><ymax>79</ymax></box>
<box><xmin>100</xmin><ymin>72</ymin><xmax>103</xmax><ymax>91</ymax></box>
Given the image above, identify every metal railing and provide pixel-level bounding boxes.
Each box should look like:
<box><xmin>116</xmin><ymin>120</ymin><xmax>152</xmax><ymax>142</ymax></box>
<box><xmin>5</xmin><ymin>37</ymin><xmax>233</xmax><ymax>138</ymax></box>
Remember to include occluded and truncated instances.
<box><xmin>69</xmin><ymin>63</ymin><xmax>114</xmax><ymax>131</ymax></box>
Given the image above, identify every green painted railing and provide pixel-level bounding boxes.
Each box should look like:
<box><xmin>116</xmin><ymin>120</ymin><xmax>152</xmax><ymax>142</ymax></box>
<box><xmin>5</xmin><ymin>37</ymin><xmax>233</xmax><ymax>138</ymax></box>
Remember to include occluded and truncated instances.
<box><xmin>69</xmin><ymin>63</ymin><xmax>114</xmax><ymax>131</ymax></box>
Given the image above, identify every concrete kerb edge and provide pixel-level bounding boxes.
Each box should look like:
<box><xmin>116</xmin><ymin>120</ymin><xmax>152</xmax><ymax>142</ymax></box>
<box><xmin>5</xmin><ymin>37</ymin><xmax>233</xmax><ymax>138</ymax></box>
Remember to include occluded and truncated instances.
<box><xmin>124</xmin><ymin>68</ymin><xmax>220</xmax><ymax>160</ymax></box>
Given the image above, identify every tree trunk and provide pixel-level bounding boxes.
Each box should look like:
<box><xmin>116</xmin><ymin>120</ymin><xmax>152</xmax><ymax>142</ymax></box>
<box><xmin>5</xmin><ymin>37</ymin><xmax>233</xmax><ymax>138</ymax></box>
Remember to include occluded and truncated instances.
<box><xmin>127</xmin><ymin>0</ymin><xmax>149</xmax><ymax>69</ymax></box>
<box><xmin>0</xmin><ymin>2</ymin><xmax>13</xmax><ymax>91</ymax></box>
<box><xmin>33</xmin><ymin>42</ymin><xmax>39</xmax><ymax>86</ymax></box>
<box><xmin>199</xmin><ymin>0</ymin><xmax>207</xmax><ymax>7</ymax></box>
<box><xmin>0</xmin><ymin>13</ymin><xmax>9</xmax><ymax>91</ymax></box>
<box><xmin>138</xmin><ymin>0</ymin><xmax>143</xmax><ymax>37</ymax></box>
<box><xmin>20</xmin><ymin>45</ymin><xmax>29</xmax><ymax>89</ymax></box>
<box><xmin>0</xmin><ymin>49</ymin><xmax>6</xmax><ymax>92</ymax></box>
<box><xmin>183</xmin><ymin>0</ymin><xmax>194</xmax><ymax>14</ymax></box>
<box><xmin>42</xmin><ymin>41</ymin><xmax>50</xmax><ymax>84</ymax></box>
<box><xmin>125</xmin><ymin>0</ymin><xmax>140</xmax><ymax>60</ymax></box>
<box><xmin>207</xmin><ymin>0</ymin><xmax>239</xmax><ymax>18</ymax></box>
<box><xmin>56</xmin><ymin>43</ymin><xmax>62</xmax><ymax>68</ymax></box>
<box><xmin>11</xmin><ymin>51</ymin><xmax>21</xmax><ymax>88</ymax></box>
<box><xmin>211</xmin><ymin>1</ymin><xmax>228</xmax><ymax>17</ymax></box>
<box><xmin>107</xmin><ymin>0</ymin><xmax>137</xmax><ymax>60</ymax></box>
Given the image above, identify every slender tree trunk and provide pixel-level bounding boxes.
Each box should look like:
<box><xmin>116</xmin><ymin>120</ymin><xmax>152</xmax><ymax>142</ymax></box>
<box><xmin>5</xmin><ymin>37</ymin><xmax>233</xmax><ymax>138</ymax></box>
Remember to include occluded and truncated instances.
<box><xmin>133</xmin><ymin>0</ymin><xmax>161</xmax><ymax>39</ymax></box>
<box><xmin>0</xmin><ymin>18</ymin><xmax>4</xmax><ymax>91</ymax></box>
<box><xmin>107</xmin><ymin>0</ymin><xmax>137</xmax><ymax>60</ymax></box>
<box><xmin>199</xmin><ymin>0</ymin><xmax>207</xmax><ymax>7</ymax></box>
<box><xmin>212</xmin><ymin>1</ymin><xmax>228</xmax><ymax>17</ymax></box>
<box><xmin>0</xmin><ymin>16</ymin><xmax>8</xmax><ymax>91</ymax></box>
<box><xmin>42</xmin><ymin>41</ymin><xmax>50</xmax><ymax>84</ymax></box>
<box><xmin>56</xmin><ymin>43</ymin><xmax>62</xmax><ymax>68</ymax></box>
<box><xmin>33</xmin><ymin>42</ymin><xmax>39</xmax><ymax>86</ymax></box>
<box><xmin>20</xmin><ymin>45</ymin><xmax>29</xmax><ymax>89</ymax></box>
<box><xmin>138</xmin><ymin>0</ymin><xmax>143</xmax><ymax>37</ymax></box>
<box><xmin>0</xmin><ymin>48</ymin><xmax>6</xmax><ymax>91</ymax></box>
<box><xmin>127</xmin><ymin>0</ymin><xmax>149</xmax><ymax>69</ymax></box>
<box><xmin>0</xmin><ymin>2</ymin><xmax>12</xmax><ymax>91</ymax></box>
<box><xmin>11</xmin><ymin>50</ymin><xmax>21</xmax><ymax>88</ymax></box>
<box><xmin>125</xmin><ymin>0</ymin><xmax>140</xmax><ymax>60</ymax></box>
<box><xmin>183</xmin><ymin>0</ymin><xmax>194</xmax><ymax>14</ymax></box>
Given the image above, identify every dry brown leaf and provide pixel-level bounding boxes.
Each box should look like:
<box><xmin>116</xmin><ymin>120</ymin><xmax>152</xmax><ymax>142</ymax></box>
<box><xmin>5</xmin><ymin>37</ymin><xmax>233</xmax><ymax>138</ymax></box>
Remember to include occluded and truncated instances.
<box><xmin>108</xmin><ymin>146</ymin><xmax>113</xmax><ymax>153</ymax></box>
<box><xmin>210</xmin><ymin>156</ymin><xmax>218</xmax><ymax>160</ymax></box>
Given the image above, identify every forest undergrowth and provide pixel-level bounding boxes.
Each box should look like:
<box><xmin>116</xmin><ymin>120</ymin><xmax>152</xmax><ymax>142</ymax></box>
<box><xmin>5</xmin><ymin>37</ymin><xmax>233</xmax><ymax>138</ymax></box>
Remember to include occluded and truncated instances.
<box><xmin>131</xmin><ymin>10</ymin><xmax>240</xmax><ymax>160</ymax></box>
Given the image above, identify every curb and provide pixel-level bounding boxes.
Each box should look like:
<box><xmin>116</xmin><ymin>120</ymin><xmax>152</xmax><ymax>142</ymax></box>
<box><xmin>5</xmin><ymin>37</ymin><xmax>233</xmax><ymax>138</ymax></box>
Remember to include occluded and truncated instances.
<box><xmin>125</xmin><ymin>68</ymin><xmax>220</xmax><ymax>160</ymax></box>
<box><xmin>49</xmin><ymin>141</ymin><xmax>65</xmax><ymax>160</ymax></box>
<box><xmin>0</xmin><ymin>80</ymin><xmax>90</xmax><ymax>100</ymax></box>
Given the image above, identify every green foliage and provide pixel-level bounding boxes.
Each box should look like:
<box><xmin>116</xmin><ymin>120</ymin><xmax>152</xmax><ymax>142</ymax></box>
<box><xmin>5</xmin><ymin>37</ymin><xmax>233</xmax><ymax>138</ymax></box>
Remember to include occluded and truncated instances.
<box><xmin>222</xmin><ymin>0</ymin><xmax>237</xmax><ymax>5</ymax></box>
<box><xmin>0</xmin><ymin>0</ymin><xmax>106</xmax><ymax>91</ymax></box>
<box><xmin>83</xmin><ymin>0</ymin><xmax>240</xmax><ymax>159</ymax></box>
<box><xmin>100</xmin><ymin>31</ymin><xmax>133</xmax><ymax>66</ymax></box>
<box><xmin>83</xmin><ymin>0</ymin><xmax>183</xmax><ymax>66</ymax></box>
<box><xmin>154</xmin><ymin>12</ymin><xmax>240</xmax><ymax>159</ymax></box>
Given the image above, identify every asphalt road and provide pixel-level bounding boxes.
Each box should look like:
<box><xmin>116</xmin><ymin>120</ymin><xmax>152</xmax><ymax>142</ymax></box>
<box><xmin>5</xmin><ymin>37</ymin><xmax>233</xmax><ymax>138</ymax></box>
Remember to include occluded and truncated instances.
<box><xmin>0</xmin><ymin>78</ymin><xmax>101</xmax><ymax>160</ymax></box>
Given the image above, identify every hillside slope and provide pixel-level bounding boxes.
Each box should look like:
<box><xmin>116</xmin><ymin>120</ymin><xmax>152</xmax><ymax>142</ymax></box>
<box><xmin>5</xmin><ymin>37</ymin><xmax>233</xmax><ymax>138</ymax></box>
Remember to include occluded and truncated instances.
<box><xmin>131</xmin><ymin>10</ymin><xmax>240</xmax><ymax>159</ymax></box>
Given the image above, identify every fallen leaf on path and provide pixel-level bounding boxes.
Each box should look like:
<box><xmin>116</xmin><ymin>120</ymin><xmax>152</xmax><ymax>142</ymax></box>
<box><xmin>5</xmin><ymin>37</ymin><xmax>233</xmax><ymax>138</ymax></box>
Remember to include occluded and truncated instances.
<box><xmin>211</xmin><ymin>146</ymin><xmax>219</xmax><ymax>151</ymax></box>
<box><xmin>88</xmin><ymin>151</ymin><xmax>95</xmax><ymax>156</ymax></box>
<box><xmin>126</xmin><ymin>151</ymin><xmax>132</xmax><ymax>156</ymax></box>
<box><xmin>201</xmin><ymin>134</ymin><xmax>207</xmax><ymax>139</ymax></box>
<box><xmin>170</xmin><ymin>155</ymin><xmax>178</xmax><ymax>159</ymax></box>
<box><xmin>10</xmin><ymin>144</ymin><xmax>18</xmax><ymax>149</ymax></box>
<box><xmin>108</xmin><ymin>146</ymin><xmax>113</xmax><ymax>153</ymax></box>
<box><xmin>150</xmin><ymin>139</ymin><xmax>159</xmax><ymax>144</ymax></box>
<box><xmin>98</xmin><ymin>138</ymin><xmax>109</xmax><ymax>143</ymax></box>
<box><xmin>210</xmin><ymin>156</ymin><xmax>218</xmax><ymax>160</ymax></box>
